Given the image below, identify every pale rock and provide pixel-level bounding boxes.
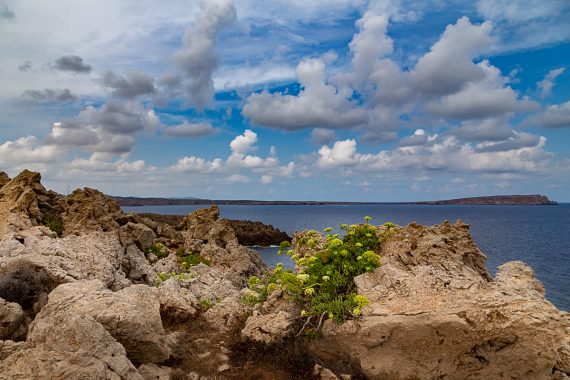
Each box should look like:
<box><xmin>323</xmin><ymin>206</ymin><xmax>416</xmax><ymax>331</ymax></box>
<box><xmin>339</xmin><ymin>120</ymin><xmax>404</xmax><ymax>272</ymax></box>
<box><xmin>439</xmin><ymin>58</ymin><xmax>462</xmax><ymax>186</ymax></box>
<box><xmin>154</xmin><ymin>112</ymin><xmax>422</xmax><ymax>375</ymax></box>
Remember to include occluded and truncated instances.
<box><xmin>241</xmin><ymin>310</ymin><xmax>295</xmax><ymax>345</ymax></box>
<box><xmin>0</xmin><ymin>313</ymin><xmax>142</xmax><ymax>380</ymax></box>
<box><xmin>308</xmin><ymin>221</ymin><xmax>570</xmax><ymax>380</ymax></box>
<box><xmin>119</xmin><ymin>222</ymin><xmax>157</xmax><ymax>251</ymax></box>
<box><xmin>45</xmin><ymin>280</ymin><xmax>170</xmax><ymax>364</ymax></box>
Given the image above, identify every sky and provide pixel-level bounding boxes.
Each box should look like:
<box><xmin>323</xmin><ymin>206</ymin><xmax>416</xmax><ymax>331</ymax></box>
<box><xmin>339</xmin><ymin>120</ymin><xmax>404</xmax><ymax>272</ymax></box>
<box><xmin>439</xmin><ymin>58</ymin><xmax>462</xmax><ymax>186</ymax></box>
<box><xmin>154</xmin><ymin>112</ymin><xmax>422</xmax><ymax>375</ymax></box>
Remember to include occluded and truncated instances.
<box><xmin>0</xmin><ymin>0</ymin><xmax>569</xmax><ymax>201</ymax></box>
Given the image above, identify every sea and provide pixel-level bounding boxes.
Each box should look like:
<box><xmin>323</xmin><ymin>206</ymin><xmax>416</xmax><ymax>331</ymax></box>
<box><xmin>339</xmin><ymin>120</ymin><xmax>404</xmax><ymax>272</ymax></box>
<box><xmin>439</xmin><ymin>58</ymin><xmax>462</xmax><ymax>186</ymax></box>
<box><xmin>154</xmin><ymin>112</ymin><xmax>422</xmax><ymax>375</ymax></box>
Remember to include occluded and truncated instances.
<box><xmin>123</xmin><ymin>203</ymin><xmax>570</xmax><ymax>311</ymax></box>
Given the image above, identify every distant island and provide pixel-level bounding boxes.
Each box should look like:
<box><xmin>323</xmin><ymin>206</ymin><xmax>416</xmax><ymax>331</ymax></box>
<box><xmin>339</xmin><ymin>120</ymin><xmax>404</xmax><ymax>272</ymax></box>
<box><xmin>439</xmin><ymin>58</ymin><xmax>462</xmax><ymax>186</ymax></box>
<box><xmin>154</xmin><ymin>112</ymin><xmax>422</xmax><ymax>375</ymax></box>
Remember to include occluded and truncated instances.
<box><xmin>113</xmin><ymin>194</ymin><xmax>557</xmax><ymax>206</ymax></box>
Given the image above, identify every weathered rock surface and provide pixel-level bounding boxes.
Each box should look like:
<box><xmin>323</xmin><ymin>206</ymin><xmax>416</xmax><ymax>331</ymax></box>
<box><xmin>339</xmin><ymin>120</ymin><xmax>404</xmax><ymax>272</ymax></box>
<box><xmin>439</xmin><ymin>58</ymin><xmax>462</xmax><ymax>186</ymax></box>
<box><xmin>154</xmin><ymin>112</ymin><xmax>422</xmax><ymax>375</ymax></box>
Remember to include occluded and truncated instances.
<box><xmin>0</xmin><ymin>171</ymin><xmax>10</xmax><ymax>189</ymax></box>
<box><xmin>62</xmin><ymin>187</ymin><xmax>121</xmax><ymax>236</ymax></box>
<box><xmin>222</xmin><ymin>219</ymin><xmax>291</xmax><ymax>246</ymax></box>
<box><xmin>0</xmin><ymin>313</ymin><xmax>142</xmax><ymax>380</ymax></box>
<box><xmin>182</xmin><ymin>205</ymin><xmax>267</xmax><ymax>286</ymax></box>
<box><xmin>308</xmin><ymin>221</ymin><xmax>570</xmax><ymax>380</ymax></box>
<box><xmin>0</xmin><ymin>298</ymin><xmax>26</xmax><ymax>341</ymax></box>
<box><xmin>45</xmin><ymin>280</ymin><xmax>170</xmax><ymax>364</ymax></box>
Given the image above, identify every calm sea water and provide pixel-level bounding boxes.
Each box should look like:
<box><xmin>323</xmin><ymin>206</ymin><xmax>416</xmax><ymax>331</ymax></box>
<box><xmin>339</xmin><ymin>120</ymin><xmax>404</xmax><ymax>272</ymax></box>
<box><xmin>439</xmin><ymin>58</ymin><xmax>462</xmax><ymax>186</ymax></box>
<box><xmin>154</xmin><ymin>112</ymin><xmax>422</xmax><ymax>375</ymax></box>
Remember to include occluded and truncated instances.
<box><xmin>124</xmin><ymin>204</ymin><xmax>570</xmax><ymax>311</ymax></box>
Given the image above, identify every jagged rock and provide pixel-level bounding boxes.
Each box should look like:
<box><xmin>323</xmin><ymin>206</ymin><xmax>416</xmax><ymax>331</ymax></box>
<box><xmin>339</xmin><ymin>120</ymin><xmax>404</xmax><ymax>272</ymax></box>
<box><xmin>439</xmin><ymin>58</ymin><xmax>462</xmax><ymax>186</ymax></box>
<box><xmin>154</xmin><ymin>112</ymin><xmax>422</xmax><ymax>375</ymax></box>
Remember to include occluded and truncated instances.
<box><xmin>156</xmin><ymin>279</ymin><xmax>199</xmax><ymax>323</ymax></box>
<box><xmin>313</xmin><ymin>364</ymin><xmax>341</xmax><ymax>380</ymax></box>
<box><xmin>0</xmin><ymin>172</ymin><xmax>10</xmax><ymax>189</ymax></box>
<box><xmin>138</xmin><ymin>364</ymin><xmax>172</xmax><ymax>380</ymax></box>
<box><xmin>223</xmin><ymin>219</ymin><xmax>291</xmax><ymax>246</ymax></box>
<box><xmin>182</xmin><ymin>206</ymin><xmax>267</xmax><ymax>286</ymax></box>
<box><xmin>0</xmin><ymin>340</ymin><xmax>24</xmax><ymax>361</ymax></box>
<box><xmin>242</xmin><ymin>310</ymin><xmax>295</xmax><ymax>345</ymax></box>
<box><xmin>122</xmin><ymin>245</ymin><xmax>158</xmax><ymax>284</ymax></box>
<box><xmin>119</xmin><ymin>222</ymin><xmax>157</xmax><ymax>251</ymax></box>
<box><xmin>241</xmin><ymin>288</ymin><xmax>299</xmax><ymax>345</ymax></box>
<box><xmin>152</xmin><ymin>254</ymin><xmax>179</xmax><ymax>276</ymax></box>
<box><xmin>0</xmin><ymin>298</ymin><xmax>26</xmax><ymax>340</ymax></box>
<box><xmin>45</xmin><ymin>280</ymin><xmax>171</xmax><ymax>365</ymax></box>
<box><xmin>183</xmin><ymin>205</ymin><xmax>219</xmax><ymax>240</ymax></box>
<box><xmin>62</xmin><ymin>187</ymin><xmax>121</xmax><ymax>236</ymax></box>
<box><xmin>308</xmin><ymin>221</ymin><xmax>570</xmax><ymax>380</ymax></box>
<box><xmin>0</xmin><ymin>229</ymin><xmax>131</xmax><ymax>290</ymax></box>
<box><xmin>0</xmin><ymin>312</ymin><xmax>142</xmax><ymax>380</ymax></box>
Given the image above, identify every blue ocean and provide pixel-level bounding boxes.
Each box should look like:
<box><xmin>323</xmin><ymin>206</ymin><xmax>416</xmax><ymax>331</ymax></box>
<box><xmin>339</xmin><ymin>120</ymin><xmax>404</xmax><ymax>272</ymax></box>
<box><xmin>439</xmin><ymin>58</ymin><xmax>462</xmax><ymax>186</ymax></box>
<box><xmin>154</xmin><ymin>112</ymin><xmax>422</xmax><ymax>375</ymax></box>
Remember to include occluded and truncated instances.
<box><xmin>123</xmin><ymin>204</ymin><xmax>570</xmax><ymax>311</ymax></box>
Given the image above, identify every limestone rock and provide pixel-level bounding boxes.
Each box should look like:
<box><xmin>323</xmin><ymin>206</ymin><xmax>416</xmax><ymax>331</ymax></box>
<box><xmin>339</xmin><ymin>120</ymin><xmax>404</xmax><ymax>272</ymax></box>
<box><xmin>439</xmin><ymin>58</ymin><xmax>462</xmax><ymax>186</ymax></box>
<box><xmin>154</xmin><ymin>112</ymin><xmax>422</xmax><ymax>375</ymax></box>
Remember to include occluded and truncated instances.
<box><xmin>0</xmin><ymin>298</ymin><xmax>26</xmax><ymax>340</ymax></box>
<box><xmin>223</xmin><ymin>219</ymin><xmax>291</xmax><ymax>246</ymax></box>
<box><xmin>308</xmin><ymin>221</ymin><xmax>570</xmax><ymax>380</ymax></box>
<box><xmin>242</xmin><ymin>310</ymin><xmax>295</xmax><ymax>345</ymax></box>
<box><xmin>0</xmin><ymin>340</ymin><xmax>24</xmax><ymax>361</ymax></box>
<box><xmin>62</xmin><ymin>187</ymin><xmax>121</xmax><ymax>236</ymax></box>
<box><xmin>122</xmin><ymin>244</ymin><xmax>158</xmax><ymax>284</ymax></box>
<box><xmin>182</xmin><ymin>205</ymin><xmax>219</xmax><ymax>240</ymax></box>
<box><xmin>0</xmin><ymin>230</ymin><xmax>130</xmax><ymax>290</ymax></box>
<box><xmin>0</xmin><ymin>313</ymin><xmax>142</xmax><ymax>380</ymax></box>
<box><xmin>119</xmin><ymin>222</ymin><xmax>157</xmax><ymax>251</ymax></box>
<box><xmin>156</xmin><ymin>279</ymin><xmax>199</xmax><ymax>324</ymax></box>
<box><xmin>45</xmin><ymin>280</ymin><xmax>171</xmax><ymax>364</ymax></box>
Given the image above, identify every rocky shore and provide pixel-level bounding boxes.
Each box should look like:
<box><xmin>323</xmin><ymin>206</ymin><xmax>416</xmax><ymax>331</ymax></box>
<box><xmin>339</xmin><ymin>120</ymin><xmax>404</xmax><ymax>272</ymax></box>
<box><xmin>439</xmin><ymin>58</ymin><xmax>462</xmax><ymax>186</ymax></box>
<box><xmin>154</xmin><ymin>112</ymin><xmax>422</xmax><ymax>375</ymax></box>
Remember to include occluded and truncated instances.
<box><xmin>0</xmin><ymin>170</ymin><xmax>568</xmax><ymax>379</ymax></box>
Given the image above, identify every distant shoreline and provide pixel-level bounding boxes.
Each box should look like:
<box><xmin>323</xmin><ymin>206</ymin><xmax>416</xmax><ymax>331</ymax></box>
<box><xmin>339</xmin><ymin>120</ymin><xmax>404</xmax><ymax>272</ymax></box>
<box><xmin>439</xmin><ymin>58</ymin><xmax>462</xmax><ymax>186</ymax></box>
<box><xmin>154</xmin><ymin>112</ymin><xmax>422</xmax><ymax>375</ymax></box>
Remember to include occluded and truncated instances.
<box><xmin>114</xmin><ymin>194</ymin><xmax>558</xmax><ymax>207</ymax></box>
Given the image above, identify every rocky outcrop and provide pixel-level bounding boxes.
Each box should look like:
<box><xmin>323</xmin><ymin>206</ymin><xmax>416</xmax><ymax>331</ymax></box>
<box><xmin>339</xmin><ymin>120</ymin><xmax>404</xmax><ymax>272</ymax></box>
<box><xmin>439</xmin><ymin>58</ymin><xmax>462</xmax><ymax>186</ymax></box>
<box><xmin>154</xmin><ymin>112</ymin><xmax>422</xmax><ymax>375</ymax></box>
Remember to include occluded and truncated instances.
<box><xmin>138</xmin><ymin>212</ymin><xmax>291</xmax><ymax>247</ymax></box>
<box><xmin>182</xmin><ymin>205</ymin><xmax>267</xmax><ymax>286</ymax></box>
<box><xmin>0</xmin><ymin>298</ymin><xmax>26</xmax><ymax>341</ymax></box>
<box><xmin>61</xmin><ymin>187</ymin><xmax>121</xmax><ymax>236</ymax></box>
<box><xmin>0</xmin><ymin>172</ymin><xmax>10</xmax><ymax>189</ymax></box>
<box><xmin>223</xmin><ymin>219</ymin><xmax>291</xmax><ymax>246</ymax></box>
<box><xmin>308</xmin><ymin>221</ymin><xmax>570</xmax><ymax>379</ymax></box>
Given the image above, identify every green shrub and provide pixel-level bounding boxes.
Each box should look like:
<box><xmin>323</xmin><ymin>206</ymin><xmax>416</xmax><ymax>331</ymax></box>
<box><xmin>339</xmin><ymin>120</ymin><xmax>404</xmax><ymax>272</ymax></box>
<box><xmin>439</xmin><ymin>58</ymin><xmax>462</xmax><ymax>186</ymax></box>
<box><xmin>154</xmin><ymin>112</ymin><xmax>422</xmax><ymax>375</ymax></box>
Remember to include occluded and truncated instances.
<box><xmin>144</xmin><ymin>243</ymin><xmax>168</xmax><ymax>258</ymax></box>
<box><xmin>42</xmin><ymin>215</ymin><xmax>63</xmax><ymax>237</ymax></box>
<box><xmin>198</xmin><ymin>298</ymin><xmax>213</xmax><ymax>310</ymax></box>
<box><xmin>156</xmin><ymin>271</ymin><xmax>194</xmax><ymax>286</ymax></box>
<box><xmin>246</xmin><ymin>217</ymin><xmax>396</xmax><ymax>325</ymax></box>
<box><xmin>176</xmin><ymin>247</ymin><xmax>210</xmax><ymax>270</ymax></box>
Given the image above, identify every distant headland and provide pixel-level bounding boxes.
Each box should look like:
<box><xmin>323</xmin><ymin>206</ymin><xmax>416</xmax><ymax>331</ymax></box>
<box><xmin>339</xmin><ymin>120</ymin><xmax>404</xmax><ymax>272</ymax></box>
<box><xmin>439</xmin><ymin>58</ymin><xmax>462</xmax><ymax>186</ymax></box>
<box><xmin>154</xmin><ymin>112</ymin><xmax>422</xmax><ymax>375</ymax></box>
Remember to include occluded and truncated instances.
<box><xmin>113</xmin><ymin>194</ymin><xmax>557</xmax><ymax>206</ymax></box>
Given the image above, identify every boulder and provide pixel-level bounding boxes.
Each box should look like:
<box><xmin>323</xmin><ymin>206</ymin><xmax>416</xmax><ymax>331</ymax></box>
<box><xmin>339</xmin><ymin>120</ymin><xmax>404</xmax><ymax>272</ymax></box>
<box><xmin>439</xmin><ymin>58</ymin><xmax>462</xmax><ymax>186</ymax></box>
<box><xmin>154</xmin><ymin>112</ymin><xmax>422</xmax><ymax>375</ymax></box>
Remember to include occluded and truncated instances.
<box><xmin>0</xmin><ymin>312</ymin><xmax>142</xmax><ymax>380</ymax></box>
<box><xmin>308</xmin><ymin>221</ymin><xmax>570</xmax><ymax>380</ymax></box>
<box><xmin>61</xmin><ymin>187</ymin><xmax>121</xmax><ymax>236</ymax></box>
<box><xmin>224</xmin><ymin>219</ymin><xmax>291</xmax><ymax>246</ymax></box>
<box><xmin>45</xmin><ymin>280</ymin><xmax>171</xmax><ymax>365</ymax></box>
<box><xmin>0</xmin><ymin>298</ymin><xmax>26</xmax><ymax>341</ymax></box>
<box><xmin>242</xmin><ymin>310</ymin><xmax>295</xmax><ymax>345</ymax></box>
<box><xmin>183</xmin><ymin>205</ymin><xmax>219</xmax><ymax>240</ymax></box>
<box><xmin>119</xmin><ymin>222</ymin><xmax>157</xmax><ymax>252</ymax></box>
<box><xmin>122</xmin><ymin>245</ymin><xmax>158</xmax><ymax>284</ymax></box>
<box><xmin>0</xmin><ymin>229</ymin><xmax>131</xmax><ymax>290</ymax></box>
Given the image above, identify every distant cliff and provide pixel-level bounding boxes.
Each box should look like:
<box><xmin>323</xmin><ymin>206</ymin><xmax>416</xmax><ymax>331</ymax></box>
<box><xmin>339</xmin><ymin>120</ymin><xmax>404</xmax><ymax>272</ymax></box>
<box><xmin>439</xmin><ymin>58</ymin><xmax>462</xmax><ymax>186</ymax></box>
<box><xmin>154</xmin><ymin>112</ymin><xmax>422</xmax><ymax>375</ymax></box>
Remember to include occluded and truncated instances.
<box><xmin>414</xmin><ymin>194</ymin><xmax>557</xmax><ymax>205</ymax></box>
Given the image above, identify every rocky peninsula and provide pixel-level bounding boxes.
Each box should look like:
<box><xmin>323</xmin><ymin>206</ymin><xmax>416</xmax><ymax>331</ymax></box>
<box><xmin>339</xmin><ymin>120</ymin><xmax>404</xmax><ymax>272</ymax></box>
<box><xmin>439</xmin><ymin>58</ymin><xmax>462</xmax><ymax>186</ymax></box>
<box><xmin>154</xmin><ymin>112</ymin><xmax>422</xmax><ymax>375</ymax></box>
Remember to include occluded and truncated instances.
<box><xmin>0</xmin><ymin>170</ymin><xmax>568</xmax><ymax>379</ymax></box>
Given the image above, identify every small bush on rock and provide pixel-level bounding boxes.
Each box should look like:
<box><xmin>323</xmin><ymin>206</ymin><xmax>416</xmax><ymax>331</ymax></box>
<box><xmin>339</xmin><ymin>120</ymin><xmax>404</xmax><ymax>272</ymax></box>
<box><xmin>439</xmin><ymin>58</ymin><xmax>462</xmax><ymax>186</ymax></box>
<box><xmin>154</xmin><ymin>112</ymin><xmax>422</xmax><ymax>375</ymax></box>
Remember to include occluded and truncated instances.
<box><xmin>0</xmin><ymin>261</ymin><xmax>56</xmax><ymax>309</ymax></box>
<box><xmin>145</xmin><ymin>243</ymin><xmax>168</xmax><ymax>258</ymax></box>
<box><xmin>246</xmin><ymin>217</ymin><xmax>395</xmax><ymax>324</ymax></box>
<box><xmin>176</xmin><ymin>247</ymin><xmax>210</xmax><ymax>270</ymax></box>
<box><xmin>42</xmin><ymin>215</ymin><xmax>63</xmax><ymax>237</ymax></box>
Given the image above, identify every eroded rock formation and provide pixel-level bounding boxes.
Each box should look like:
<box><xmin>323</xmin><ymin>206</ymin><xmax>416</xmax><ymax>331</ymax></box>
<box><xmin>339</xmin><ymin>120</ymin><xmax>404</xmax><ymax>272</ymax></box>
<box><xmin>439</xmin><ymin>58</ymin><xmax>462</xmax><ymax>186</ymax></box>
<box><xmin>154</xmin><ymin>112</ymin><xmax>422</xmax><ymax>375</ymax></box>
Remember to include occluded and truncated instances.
<box><xmin>0</xmin><ymin>170</ymin><xmax>568</xmax><ymax>379</ymax></box>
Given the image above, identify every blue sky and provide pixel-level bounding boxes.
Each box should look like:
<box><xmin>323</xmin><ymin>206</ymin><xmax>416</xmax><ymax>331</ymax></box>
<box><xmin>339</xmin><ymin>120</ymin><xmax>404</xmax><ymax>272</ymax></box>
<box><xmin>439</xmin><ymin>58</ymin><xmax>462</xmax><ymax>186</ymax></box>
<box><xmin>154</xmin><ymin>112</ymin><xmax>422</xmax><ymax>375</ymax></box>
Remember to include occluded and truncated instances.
<box><xmin>0</xmin><ymin>0</ymin><xmax>569</xmax><ymax>201</ymax></box>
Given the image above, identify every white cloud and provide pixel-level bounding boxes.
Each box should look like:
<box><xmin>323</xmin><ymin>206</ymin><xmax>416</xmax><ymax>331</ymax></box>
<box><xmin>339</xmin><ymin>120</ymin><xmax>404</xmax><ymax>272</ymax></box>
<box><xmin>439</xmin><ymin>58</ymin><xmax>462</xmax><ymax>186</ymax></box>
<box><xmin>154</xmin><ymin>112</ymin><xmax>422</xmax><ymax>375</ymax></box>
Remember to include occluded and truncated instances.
<box><xmin>317</xmin><ymin>139</ymin><xmax>358</xmax><ymax>168</ymax></box>
<box><xmin>169</xmin><ymin>156</ymin><xmax>223</xmax><ymax>173</ymax></box>
<box><xmin>527</xmin><ymin>101</ymin><xmax>570</xmax><ymax>128</ymax></box>
<box><xmin>310</xmin><ymin>128</ymin><xmax>336</xmax><ymax>145</ymax></box>
<box><xmin>229</xmin><ymin>129</ymin><xmax>258</xmax><ymax>154</ymax></box>
<box><xmin>452</xmin><ymin>117</ymin><xmax>515</xmax><ymax>141</ymax></box>
<box><xmin>260</xmin><ymin>175</ymin><xmax>273</xmax><ymax>184</ymax></box>
<box><xmin>537</xmin><ymin>68</ymin><xmax>565</xmax><ymax>98</ymax></box>
<box><xmin>410</xmin><ymin>17</ymin><xmax>494</xmax><ymax>96</ymax></box>
<box><xmin>0</xmin><ymin>136</ymin><xmax>59</xmax><ymax>168</ymax></box>
<box><xmin>173</xmin><ymin>0</ymin><xmax>237</xmax><ymax>110</ymax></box>
<box><xmin>425</xmin><ymin>60</ymin><xmax>539</xmax><ymax>119</ymax></box>
<box><xmin>164</xmin><ymin>121</ymin><xmax>218</xmax><ymax>137</ymax></box>
<box><xmin>227</xmin><ymin>174</ymin><xmax>250</xmax><ymax>183</ymax></box>
<box><xmin>243</xmin><ymin>58</ymin><xmax>367</xmax><ymax>130</ymax></box>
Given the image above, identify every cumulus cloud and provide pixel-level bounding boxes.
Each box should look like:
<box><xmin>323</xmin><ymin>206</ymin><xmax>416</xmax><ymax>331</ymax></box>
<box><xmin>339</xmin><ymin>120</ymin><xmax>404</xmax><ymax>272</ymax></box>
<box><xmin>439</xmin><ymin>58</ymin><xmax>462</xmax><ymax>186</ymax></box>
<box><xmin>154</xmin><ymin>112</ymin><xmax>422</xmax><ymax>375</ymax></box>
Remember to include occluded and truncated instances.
<box><xmin>0</xmin><ymin>136</ymin><xmax>59</xmax><ymax>169</ymax></box>
<box><xmin>169</xmin><ymin>156</ymin><xmax>223</xmax><ymax>173</ymax></box>
<box><xmin>451</xmin><ymin>117</ymin><xmax>515</xmax><ymax>142</ymax></box>
<box><xmin>46</xmin><ymin>102</ymin><xmax>162</xmax><ymax>154</ymax></box>
<box><xmin>537</xmin><ymin>68</ymin><xmax>565</xmax><ymax>98</ymax></box>
<box><xmin>399</xmin><ymin>129</ymin><xmax>429</xmax><ymax>147</ymax></box>
<box><xmin>410</xmin><ymin>17</ymin><xmax>494</xmax><ymax>96</ymax></box>
<box><xmin>164</xmin><ymin>121</ymin><xmax>218</xmax><ymax>137</ymax></box>
<box><xmin>66</xmin><ymin>154</ymin><xmax>145</xmax><ymax>174</ymax></box>
<box><xmin>316</xmin><ymin>132</ymin><xmax>550</xmax><ymax>174</ymax></box>
<box><xmin>101</xmin><ymin>71</ymin><xmax>156</xmax><ymax>98</ymax></box>
<box><xmin>528</xmin><ymin>101</ymin><xmax>570</xmax><ymax>128</ymax></box>
<box><xmin>243</xmin><ymin>58</ymin><xmax>367</xmax><ymax>130</ymax></box>
<box><xmin>227</xmin><ymin>174</ymin><xmax>250</xmax><ymax>183</ymax></box>
<box><xmin>310</xmin><ymin>128</ymin><xmax>336</xmax><ymax>145</ymax></box>
<box><xmin>52</xmin><ymin>55</ymin><xmax>92</xmax><ymax>73</ymax></box>
<box><xmin>425</xmin><ymin>60</ymin><xmax>539</xmax><ymax>119</ymax></box>
<box><xmin>20</xmin><ymin>88</ymin><xmax>77</xmax><ymax>103</ymax></box>
<box><xmin>174</xmin><ymin>0</ymin><xmax>237</xmax><ymax>110</ymax></box>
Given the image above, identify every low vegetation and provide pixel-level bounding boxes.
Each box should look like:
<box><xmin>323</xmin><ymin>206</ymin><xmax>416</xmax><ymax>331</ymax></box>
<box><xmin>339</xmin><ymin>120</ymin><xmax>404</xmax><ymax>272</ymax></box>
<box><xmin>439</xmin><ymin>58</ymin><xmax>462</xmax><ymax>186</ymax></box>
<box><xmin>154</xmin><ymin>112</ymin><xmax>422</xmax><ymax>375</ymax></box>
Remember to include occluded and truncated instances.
<box><xmin>42</xmin><ymin>215</ymin><xmax>63</xmax><ymax>237</ymax></box>
<box><xmin>245</xmin><ymin>217</ymin><xmax>396</xmax><ymax>324</ymax></box>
